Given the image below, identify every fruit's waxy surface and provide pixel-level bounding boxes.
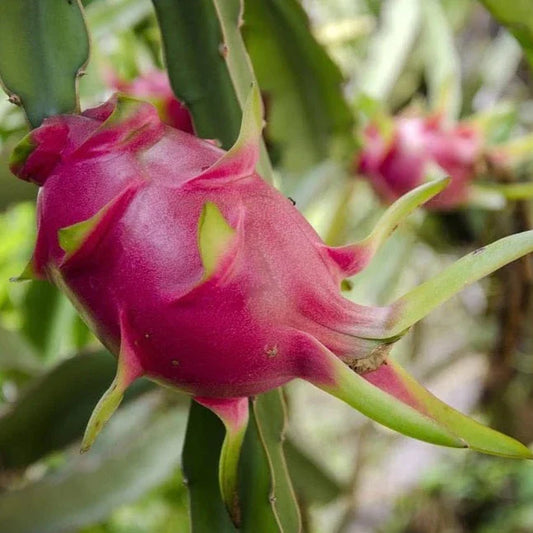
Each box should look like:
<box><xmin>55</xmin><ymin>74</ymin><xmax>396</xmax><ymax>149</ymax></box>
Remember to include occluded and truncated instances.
<box><xmin>14</xmin><ymin>93</ymin><xmax>392</xmax><ymax>398</ymax></box>
<box><xmin>10</xmin><ymin>90</ymin><xmax>533</xmax><ymax>515</ymax></box>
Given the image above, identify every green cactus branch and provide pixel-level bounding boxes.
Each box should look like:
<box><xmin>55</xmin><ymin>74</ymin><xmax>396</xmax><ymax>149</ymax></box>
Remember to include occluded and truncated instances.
<box><xmin>211</xmin><ymin>0</ymin><xmax>274</xmax><ymax>180</ymax></box>
<box><xmin>153</xmin><ymin>0</ymin><xmax>272</xmax><ymax>181</ymax></box>
<box><xmin>0</xmin><ymin>0</ymin><xmax>90</xmax><ymax>128</ymax></box>
<box><xmin>152</xmin><ymin>0</ymin><xmax>242</xmax><ymax>150</ymax></box>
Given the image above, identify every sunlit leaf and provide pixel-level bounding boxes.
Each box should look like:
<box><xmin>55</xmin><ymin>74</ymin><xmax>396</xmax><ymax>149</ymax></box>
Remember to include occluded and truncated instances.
<box><xmin>421</xmin><ymin>0</ymin><xmax>461</xmax><ymax>118</ymax></box>
<box><xmin>358</xmin><ymin>0</ymin><xmax>421</xmax><ymax>102</ymax></box>
<box><xmin>479</xmin><ymin>0</ymin><xmax>533</xmax><ymax>68</ymax></box>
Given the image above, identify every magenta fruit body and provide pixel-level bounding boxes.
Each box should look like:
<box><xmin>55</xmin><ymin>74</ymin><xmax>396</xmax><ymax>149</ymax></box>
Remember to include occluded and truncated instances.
<box><xmin>11</xmin><ymin>96</ymin><xmax>383</xmax><ymax>398</ymax></box>
<box><xmin>11</xmin><ymin>93</ymin><xmax>533</xmax><ymax>464</ymax></box>
<box><xmin>358</xmin><ymin>115</ymin><xmax>482</xmax><ymax>210</ymax></box>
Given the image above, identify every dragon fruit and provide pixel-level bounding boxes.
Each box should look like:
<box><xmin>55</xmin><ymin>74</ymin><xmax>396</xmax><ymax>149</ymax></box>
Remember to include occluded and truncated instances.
<box><xmin>112</xmin><ymin>69</ymin><xmax>194</xmax><ymax>133</ymax></box>
<box><xmin>357</xmin><ymin>114</ymin><xmax>483</xmax><ymax>209</ymax></box>
<box><xmin>10</xmin><ymin>87</ymin><xmax>533</xmax><ymax>524</ymax></box>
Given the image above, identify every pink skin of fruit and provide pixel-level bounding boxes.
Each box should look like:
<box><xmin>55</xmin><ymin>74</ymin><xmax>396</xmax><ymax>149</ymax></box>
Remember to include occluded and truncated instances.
<box><xmin>358</xmin><ymin>114</ymin><xmax>483</xmax><ymax>210</ymax></box>
<box><xmin>112</xmin><ymin>69</ymin><xmax>195</xmax><ymax>134</ymax></box>
<box><xmin>12</xmin><ymin>95</ymin><xmax>388</xmax><ymax>399</ymax></box>
<box><xmin>10</xmin><ymin>88</ymin><xmax>533</xmax><ymax>501</ymax></box>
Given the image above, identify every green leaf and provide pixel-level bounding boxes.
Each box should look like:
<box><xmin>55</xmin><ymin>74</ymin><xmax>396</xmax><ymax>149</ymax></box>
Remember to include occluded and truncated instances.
<box><xmin>421</xmin><ymin>0</ymin><xmax>461</xmax><ymax>119</ymax></box>
<box><xmin>153</xmin><ymin>0</ymin><xmax>273</xmax><ymax>180</ymax></box>
<box><xmin>0</xmin><ymin>350</ymin><xmax>153</xmax><ymax>469</ymax></box>
<box><xmin>240</xmin><ymin>390</ymin><xmax>301</xmax><ymax>532</ymax></box>
<box><xmin>357</xmin><ymin>0</ymin><xmax>421</xmax><ymax>102</ymax></box>
<box><xmin>283</xmin><ymin>439</ymin><xmax>344</xmax><ymax>505</ymax></box>
<box><xmin>317</xmin><ymin>351</ymin><xmax>463</xmax><ymax>450</ymax></box>
<box><xmin>386</xmin><ymin>359</ymin><xmax>532</xmax><ymax>458</ymax></box>
<box><xmin>184</xmin><ymin>393</ymin><xmax>302</xmax><ymax>533</ymax></box>
<box><xmin>238</xmin><ymin>406</ymin><xmax>280</xmax><ymax>532</ymax></box>
<box><xmin>0</xmin><ymin>394</ymin><xmax>187</xmax><ymax>533</ymax></box>
<box><xmin>0</xmin><ymin>0</ymin><xmax>90</xmax><ymax>127</ymax></box>
<box><xmin>10</xmin><ymin>256</ymin><xmax>38</xmax><ymax>282</ymax></box>
<box><xmin>242</xmin><ymin>0</ymin><xmax>354</xmax><ymax>172</ymax></box>
<box><xmin>479</xmin><ymin>0</ymin><xmax>533</xmax><ymax>68</ymax></box>
<box><xmin>182</xmin><ymin>402</ymin><xmax>238</xmax><ymax>533</ymax></box>
<box><xmin>218</xmin><ymin>412</ymin><xmax>249</xmax><ymax>527</ymax></box>
<box><xmin>57</xmin><ymin>188</ymin><xmax>127</xmax><ymax>256</ymax></box>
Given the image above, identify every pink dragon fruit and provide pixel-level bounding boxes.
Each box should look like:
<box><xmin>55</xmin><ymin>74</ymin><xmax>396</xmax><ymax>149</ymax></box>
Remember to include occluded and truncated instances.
<box><xmin>112</xmin><ymin>69</ymin><xmax>194</xmax><ymax>133</ymax></box>
<box><xmin>10</xmin><ymin>87</ymin><xmax>533</xmax><ymax>524</ymax></box>
<box><xmin>357</xmin><ymin>114</ymin><xmax>483</xmax><ymax>209</ymax></box>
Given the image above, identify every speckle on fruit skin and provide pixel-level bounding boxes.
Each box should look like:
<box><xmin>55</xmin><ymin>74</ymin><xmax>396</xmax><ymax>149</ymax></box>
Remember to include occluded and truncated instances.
<box><xmin>264</xmin><ymin>345</ymin><xmax>279</xmax><ymax>358</ymax></box>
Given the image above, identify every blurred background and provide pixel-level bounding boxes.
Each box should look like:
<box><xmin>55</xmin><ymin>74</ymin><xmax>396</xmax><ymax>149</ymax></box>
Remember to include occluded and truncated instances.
<box><xmin>1</xmin><ymin>0</ymin><xmax>533</xmax><ymax>531</ymax></box>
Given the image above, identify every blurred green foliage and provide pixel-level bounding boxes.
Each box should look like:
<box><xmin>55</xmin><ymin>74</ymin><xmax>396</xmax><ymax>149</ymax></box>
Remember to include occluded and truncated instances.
<box><xmin>80</xmin><ymin>469</ymin><xmax>190</xmax><ymax>533</ymax></box>
<box><xmin>384</xmin><ymin>456</ymin><xmax>533</xmax><ymax>533</ymax></box>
